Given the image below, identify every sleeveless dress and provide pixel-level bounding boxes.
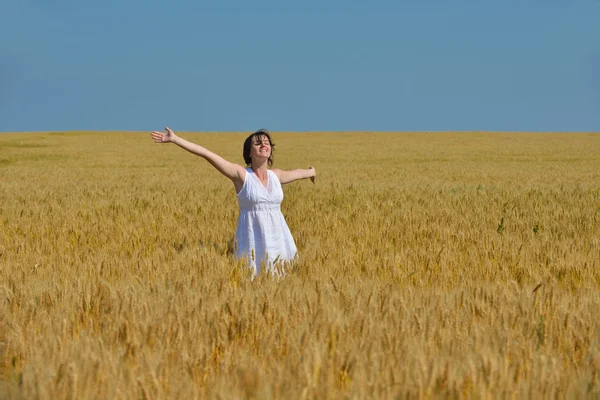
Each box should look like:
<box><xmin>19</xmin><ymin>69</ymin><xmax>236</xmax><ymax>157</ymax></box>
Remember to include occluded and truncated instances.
<box><xmin>235</xmin><ymin>167</ymin><xmax>297</xmax><ymax>276</ymax></box>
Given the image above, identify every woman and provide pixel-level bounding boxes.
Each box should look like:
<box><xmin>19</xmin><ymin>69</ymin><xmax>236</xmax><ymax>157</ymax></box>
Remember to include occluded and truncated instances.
<box><xmin>150</xmin><ymin>127</ymin><xmax>316</xmax><ymax>276</ymax></box>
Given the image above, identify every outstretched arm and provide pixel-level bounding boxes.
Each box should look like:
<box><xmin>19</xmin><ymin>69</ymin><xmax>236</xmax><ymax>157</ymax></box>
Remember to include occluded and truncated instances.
<box><xmin>151</xmin><ymin>127</ymin><xmax>245</xmax><ymax>182</ymax></box>
<box><xmin>272</xmin><ymin>167</ymin><xmax>316</xmax><ymax>185</ymax></box>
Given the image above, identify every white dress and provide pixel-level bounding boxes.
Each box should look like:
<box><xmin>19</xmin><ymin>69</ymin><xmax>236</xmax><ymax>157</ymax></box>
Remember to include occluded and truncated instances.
<box><xmin>235</xmin><ymin>167</ymin><xmax>297</xmax><ymax>276</ymax></box>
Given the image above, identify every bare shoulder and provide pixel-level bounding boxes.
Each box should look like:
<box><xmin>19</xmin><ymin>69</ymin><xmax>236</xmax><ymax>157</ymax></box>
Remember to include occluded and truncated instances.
<box><xmin>233</xmin><ymin>164</ymin><xmax>248</xmax><ymax>194</ymax></box>
<box><xmin>271</xmin><ymin>168</ymin><xmax>283</xmax><ymax>180</ymax></box>
<box><xmin>234</xmin><ymin>163</ymin><xmax>247</xmax><ymax>174</ymax></box>
<box><xmin>234</xmin><ymin>163</ymin><xmax>248</xmax><ymax>181</ymax></box>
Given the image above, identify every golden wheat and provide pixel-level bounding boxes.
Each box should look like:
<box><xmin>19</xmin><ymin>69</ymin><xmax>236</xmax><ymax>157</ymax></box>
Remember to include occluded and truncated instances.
<box><xmin>1</xmin><ymin>131</ymin><xmax>599</xmax><ymax>398</ymax></box>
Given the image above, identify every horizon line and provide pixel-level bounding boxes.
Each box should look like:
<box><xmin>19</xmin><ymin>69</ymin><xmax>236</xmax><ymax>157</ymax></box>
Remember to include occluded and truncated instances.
<box><xmin>2</xmin><ymin>130</ymin><xmax>599</xmax><ymax>135</ymax></box>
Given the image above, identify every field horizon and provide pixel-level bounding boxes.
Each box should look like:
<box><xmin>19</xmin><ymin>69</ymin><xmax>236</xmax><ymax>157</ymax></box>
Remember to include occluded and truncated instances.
<box><xmin>2</xmin><ymin>130</ymin><xmax>599</xmax><ymax>398</ymax></box>
<box><xmin>2</xmin><ymin>130</ymin><xmax>599</xmax><ymax>135</ymax></box>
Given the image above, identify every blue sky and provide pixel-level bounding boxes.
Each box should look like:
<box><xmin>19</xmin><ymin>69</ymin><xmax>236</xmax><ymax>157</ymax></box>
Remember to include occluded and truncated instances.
<box><xmin>1</xmin><ymin>0</ymin><xmax>599</xmax><ymax>132</ymax></box>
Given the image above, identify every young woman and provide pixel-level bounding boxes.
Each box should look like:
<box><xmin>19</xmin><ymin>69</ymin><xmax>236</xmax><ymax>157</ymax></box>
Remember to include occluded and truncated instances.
<box><xmin>150</xmin><ymin>127</ymin><xmax>316</xmax><ymax>276</ymax></box>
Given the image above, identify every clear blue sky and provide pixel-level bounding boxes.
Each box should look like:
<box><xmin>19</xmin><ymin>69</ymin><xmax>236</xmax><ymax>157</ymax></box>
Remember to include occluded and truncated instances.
<box><xmin>1</xmin><ymin>0</ymin><xmax>599</xmax><ymax>132</ymax></box>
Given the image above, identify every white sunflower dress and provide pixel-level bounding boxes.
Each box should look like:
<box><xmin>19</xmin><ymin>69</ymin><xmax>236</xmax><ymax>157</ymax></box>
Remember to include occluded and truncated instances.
<box><xmin>235</xmin><ymin>167</ymin><xmax>297</xmax><ymax>276</ymax></box>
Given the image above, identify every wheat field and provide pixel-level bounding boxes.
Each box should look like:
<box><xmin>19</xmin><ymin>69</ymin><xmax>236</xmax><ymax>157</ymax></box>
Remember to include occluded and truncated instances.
<box><xmin>1</xmin><ymin>130</ymin><xmax>599</xmax><ymax>399</ymax></box>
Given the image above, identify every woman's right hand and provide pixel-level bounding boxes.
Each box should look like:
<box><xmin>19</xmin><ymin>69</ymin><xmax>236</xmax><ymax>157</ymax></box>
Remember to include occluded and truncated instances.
<box><xmin>151</xmin><ymin>126</ymin><xmax>177</xmax><ymax>143</ymax></box>
<box><xmin>309</xmin><ymin>166</ymin><xmax>316</xmax><ymax>183</ymax></box>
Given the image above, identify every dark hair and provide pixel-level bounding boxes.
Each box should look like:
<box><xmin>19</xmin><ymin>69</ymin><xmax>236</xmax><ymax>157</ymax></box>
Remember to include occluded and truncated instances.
<box><xmin>243</xmin><ymin>129</ymin><xmax>275</xmax><ymax>167</ymax></box>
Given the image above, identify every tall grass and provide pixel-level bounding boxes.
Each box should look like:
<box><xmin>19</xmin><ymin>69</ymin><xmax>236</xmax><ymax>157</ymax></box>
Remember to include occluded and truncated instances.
<box><xmin>1</xmin><ymin>131</ymin><xmax>599</xmax><ymax>398</ymax></box>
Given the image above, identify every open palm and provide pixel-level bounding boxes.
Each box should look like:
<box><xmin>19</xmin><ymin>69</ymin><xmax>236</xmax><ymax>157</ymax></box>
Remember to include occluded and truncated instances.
<box><xmin>151</xmin><ymin>127</ymin><xmax>176</xmax><ymax>143</ymax></box>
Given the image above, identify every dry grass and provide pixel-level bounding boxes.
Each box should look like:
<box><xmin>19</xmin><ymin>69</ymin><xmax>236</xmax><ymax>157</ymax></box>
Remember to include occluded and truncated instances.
<box><xmin>1</xmin><ymin>130</ymin><xmax>599</xmax><ymax>398</ymax></box>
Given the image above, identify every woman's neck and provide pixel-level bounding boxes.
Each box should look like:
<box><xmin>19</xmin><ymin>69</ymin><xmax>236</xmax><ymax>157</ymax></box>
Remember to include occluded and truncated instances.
<box><xmin>251</xmin><ymin>161</ymin><xmax>268</xmax><ymax>174</ymax></box>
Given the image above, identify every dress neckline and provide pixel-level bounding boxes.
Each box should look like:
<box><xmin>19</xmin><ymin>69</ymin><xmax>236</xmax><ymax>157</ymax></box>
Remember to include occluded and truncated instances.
<box><xmin>249</xmin><ymin>168</ymin><xmax>270</xmax><ymax>190</ymax></box>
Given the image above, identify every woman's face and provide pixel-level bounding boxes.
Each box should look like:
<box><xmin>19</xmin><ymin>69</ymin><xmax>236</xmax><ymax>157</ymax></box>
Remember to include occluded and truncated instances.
<box><xmin>250</xmin><ymin>134</ymin><xmax>271</xmax><ymax>161</ymax></box>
